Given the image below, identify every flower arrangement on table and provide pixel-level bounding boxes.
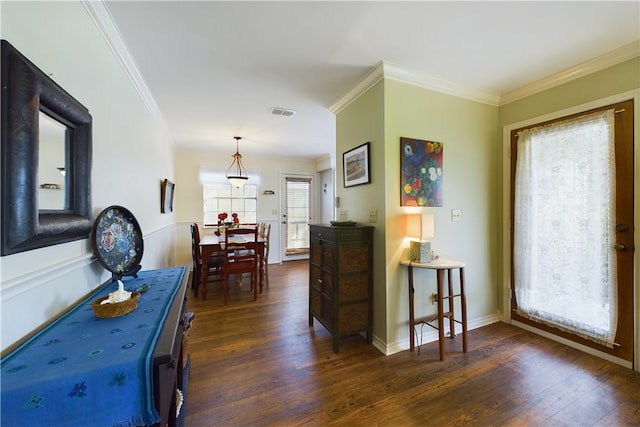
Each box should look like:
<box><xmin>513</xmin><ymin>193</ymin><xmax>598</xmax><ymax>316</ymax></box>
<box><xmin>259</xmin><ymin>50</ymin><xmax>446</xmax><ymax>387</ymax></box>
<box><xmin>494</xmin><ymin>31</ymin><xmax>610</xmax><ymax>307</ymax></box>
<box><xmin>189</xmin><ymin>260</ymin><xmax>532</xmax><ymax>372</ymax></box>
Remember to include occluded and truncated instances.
<box><xmin>215</xmin><ymin>212</ymin><xmax>240</xmax><ymax>236</ymax></box>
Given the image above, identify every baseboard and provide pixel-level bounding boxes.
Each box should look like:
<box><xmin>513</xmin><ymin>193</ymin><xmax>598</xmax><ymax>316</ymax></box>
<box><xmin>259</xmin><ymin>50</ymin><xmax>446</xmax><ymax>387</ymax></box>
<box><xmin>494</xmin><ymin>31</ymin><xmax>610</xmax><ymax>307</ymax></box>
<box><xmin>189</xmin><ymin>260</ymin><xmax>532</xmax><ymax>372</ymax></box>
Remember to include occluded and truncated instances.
<box><xmin>511</xmin><ymin>319</ymin><xmax>632</xmax><ymax>369</ymax></box>
<box><xmin>380</xmin><ymin>312</ymin><xmax>502</xmax><ymax>356</ymax></box>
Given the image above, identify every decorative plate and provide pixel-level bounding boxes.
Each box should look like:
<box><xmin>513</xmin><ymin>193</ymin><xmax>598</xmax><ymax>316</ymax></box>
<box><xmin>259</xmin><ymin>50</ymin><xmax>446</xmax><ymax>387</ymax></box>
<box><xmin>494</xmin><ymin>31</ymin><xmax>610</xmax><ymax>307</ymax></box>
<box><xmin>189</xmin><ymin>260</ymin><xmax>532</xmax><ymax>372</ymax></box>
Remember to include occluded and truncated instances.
<box><xmin>92</xmin><ymin>205</ymin><xmax>144</xmax><ymax>277</ymax></box>
<box><xmin>330</xmin><ymin>220</ymin><xmax>357</xmax><ymax>226</ymax></box>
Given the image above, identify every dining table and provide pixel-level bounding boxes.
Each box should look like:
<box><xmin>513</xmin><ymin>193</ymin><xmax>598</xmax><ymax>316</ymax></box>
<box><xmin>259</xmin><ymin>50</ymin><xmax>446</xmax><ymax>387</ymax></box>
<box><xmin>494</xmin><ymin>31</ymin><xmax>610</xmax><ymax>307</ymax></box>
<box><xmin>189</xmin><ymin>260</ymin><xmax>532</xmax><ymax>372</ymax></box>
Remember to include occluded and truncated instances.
<box><xmin>199</xmin><ymin>232</ymin><xmax>266</xmax><ymax>300</ymax></box>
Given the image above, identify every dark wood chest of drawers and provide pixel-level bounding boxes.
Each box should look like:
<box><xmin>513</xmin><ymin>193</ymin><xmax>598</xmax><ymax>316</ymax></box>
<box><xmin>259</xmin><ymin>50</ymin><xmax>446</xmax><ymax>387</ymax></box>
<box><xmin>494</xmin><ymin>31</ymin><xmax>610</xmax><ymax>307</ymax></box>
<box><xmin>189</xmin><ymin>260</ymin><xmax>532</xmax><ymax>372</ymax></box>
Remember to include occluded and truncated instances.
<box><xmin>308</xmin><ymin>224</ymin><xmax>373</xmax><ymax>352</ymax></box>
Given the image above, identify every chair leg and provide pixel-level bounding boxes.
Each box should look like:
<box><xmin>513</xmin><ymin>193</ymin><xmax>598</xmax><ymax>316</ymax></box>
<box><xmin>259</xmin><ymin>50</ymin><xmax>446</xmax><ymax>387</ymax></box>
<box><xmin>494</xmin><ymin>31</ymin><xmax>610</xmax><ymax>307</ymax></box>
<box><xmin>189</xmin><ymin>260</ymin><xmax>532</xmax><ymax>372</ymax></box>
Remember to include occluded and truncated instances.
<box><xmin>200</xmin><ymin>265</ymin><xmax>207</xmax><ymax>301</ymax></box>
<box><xmin>252</xmin><ymin>272</ymin><xmax>257</xmax><ymax>301</ymax></box>
<box><xmin>222</xmin><ymin>273</ymin><xmax>229</xmax><ymax>305</ymax></box>
<box><xmin>192</xmin><ymin>267</ymin><xmax>200</xmax><ymax>298</ymax></box>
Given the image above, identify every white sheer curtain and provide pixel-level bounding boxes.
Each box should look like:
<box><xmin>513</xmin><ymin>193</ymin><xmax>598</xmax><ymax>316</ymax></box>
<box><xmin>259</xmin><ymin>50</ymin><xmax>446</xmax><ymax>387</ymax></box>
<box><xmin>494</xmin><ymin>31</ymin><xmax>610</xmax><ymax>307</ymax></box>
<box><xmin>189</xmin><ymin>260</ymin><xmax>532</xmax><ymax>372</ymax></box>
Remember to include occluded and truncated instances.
<box><xmin>513</xmin><ymin>109</ymin><xmax>618</xmax><ymax>348</ymax></box>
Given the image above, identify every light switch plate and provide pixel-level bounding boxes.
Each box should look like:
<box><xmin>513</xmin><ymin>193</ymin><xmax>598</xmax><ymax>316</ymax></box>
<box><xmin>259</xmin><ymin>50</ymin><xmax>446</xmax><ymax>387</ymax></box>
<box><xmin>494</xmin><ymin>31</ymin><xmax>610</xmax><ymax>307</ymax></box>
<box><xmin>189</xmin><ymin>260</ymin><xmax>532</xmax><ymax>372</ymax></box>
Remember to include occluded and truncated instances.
<box><xmin>451</xmin><ymin>209</ymin><xmax>461</xmax><ymax>222</ymax></box>
<box><xmin>369</xmin><ymin>209</ymin><xmax>377</xmax><ymax>223</ymax></box>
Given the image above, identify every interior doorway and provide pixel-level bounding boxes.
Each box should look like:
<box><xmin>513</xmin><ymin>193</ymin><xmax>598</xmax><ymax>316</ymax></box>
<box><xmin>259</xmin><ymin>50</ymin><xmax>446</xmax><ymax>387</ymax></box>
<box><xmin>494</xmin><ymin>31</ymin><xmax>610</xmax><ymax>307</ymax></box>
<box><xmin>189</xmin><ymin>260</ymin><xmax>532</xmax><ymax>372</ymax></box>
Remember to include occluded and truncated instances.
<box><xmin>281</xmin><ymin>174</ymin><xmax>315</xmax><ymax>261</ymax></box>
<box><xmin>319</xmin><ymin>168</ymin><xmax>335</xmax><ymax>224</ymax></box>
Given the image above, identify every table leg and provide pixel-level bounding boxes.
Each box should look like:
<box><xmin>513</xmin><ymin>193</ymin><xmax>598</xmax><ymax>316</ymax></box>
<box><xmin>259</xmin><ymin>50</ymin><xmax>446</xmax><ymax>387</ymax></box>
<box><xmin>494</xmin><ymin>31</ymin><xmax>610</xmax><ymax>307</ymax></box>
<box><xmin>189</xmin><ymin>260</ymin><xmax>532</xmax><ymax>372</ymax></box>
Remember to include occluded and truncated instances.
<box><xmin>253</xmin><ymin>267</ymin><xmax>258</xmax><ymax>301</ymax></box>
<box><xmin>447</xmin><ymin>268</ymin><xmax>455</xmax><ymax>339</ymax></box>
<box><xmin>200</xmin><ymin>247</ymin><xmax>210</xmax><ymax>301</ymax></box>
<box><xmin>436</xmin><ymin>269</ymin><xmax>445</xmax><ymax>361</ymax></box>
<box><xmin>460</xmin><ymin>267</ymin><xmax>468</xmax><ymax>353</ymax></box>
<box><xmin>258</xmin><ymin>244</ymin><xmax>265</xmax><ymax>293</ymax></box>
<box><xmin>408</xmin><ymin>266</ymin><xmax>415</xmax><ymax>352</ymax></box>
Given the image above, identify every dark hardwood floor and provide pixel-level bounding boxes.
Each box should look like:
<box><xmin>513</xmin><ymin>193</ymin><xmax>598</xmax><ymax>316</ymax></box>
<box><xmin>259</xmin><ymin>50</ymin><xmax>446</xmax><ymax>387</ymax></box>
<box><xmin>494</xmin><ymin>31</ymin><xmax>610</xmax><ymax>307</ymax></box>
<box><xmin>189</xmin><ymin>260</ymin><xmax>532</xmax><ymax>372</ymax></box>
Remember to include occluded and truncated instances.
<box><xmin>184</xmin><ymin>260</ymin><xmax>640</xmax><ymax>426</ymax></box>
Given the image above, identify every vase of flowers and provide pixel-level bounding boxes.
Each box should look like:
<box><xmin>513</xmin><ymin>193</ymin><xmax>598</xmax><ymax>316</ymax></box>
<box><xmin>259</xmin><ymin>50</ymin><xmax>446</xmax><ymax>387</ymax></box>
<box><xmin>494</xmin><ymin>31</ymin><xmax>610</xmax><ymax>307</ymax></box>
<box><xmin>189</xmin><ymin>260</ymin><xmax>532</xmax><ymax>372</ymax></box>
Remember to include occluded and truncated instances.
<box><xmin>215</xmin><ymin>212</ymin><xmax>240</xmax><ymax>236</ymax></box>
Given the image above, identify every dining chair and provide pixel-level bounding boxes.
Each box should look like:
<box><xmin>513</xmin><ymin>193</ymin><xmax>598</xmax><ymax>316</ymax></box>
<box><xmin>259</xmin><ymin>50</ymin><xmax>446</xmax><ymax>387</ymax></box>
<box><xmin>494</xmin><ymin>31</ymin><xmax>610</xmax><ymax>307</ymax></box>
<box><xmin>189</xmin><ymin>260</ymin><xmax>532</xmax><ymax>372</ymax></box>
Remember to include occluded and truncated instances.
<box><xmin>222</xmin><ymin>226</ymin><xmax>259</xmax><ymax>305</ymax></box>
<box><xmin>191</xmin><ymin>223</ymin><xmax>223</xmax><ymax>298</ymax></box>
<box><xmin>259</xmin><ymin>223</ymin><xmax>271</xmax><ymax>288</ymax></box>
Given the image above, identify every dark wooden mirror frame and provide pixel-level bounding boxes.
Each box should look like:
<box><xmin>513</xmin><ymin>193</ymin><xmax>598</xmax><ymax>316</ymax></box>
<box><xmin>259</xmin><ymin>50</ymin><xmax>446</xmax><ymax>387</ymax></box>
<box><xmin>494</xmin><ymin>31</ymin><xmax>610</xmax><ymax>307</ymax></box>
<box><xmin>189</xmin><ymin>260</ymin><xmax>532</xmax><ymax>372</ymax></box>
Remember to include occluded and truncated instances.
<box><xmin>1</xmin><ymin>40</ymin><xmax>92</xmax><ymax>256</ymax></box>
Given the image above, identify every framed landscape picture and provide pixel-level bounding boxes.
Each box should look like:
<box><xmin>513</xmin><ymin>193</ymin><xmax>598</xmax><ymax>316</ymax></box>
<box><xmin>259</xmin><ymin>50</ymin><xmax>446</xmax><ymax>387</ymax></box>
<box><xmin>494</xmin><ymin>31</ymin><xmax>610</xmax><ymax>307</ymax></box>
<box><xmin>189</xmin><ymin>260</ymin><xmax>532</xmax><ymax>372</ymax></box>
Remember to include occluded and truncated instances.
<box><xmin>161</xmin><ymin>179</ymin><xmax>175</xmax><ymax>213</ymax></box>
<box><xmin>400</xmin><ymin>137</ymin><xmax>443</xmax><ymax>206</ymax></box>
<box><xmin>343</xmin><ymin>142</ymin><xmax>370</xmax><ymax>188</ymax></box>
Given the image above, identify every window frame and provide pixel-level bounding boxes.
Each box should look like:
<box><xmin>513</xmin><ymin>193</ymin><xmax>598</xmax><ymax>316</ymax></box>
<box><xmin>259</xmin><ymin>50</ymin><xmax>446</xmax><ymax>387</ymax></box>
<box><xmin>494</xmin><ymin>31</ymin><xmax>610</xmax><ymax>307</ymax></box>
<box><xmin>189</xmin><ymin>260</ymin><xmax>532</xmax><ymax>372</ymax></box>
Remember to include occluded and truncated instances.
<box><xmin>203</xmin><ymin>183</ymin><xmax>258</xmax><ymax>227</ymax></box>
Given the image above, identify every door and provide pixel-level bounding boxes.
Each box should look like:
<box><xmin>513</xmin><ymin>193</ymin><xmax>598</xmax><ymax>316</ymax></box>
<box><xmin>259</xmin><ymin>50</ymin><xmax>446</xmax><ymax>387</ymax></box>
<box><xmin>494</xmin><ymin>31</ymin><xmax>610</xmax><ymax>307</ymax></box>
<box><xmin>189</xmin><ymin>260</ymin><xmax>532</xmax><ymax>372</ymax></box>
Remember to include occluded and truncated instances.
<box><xmin>510</xmin><ymin>99</ymin><xmax>634</xmax><ymax>362</ymax></box>
<box><xmin>281</xmin><ymin>174</ymin><xmax>315</xmax><ymax>261</ymax></box>
<box><xmin>319</xmin><ymin>168</ymin><xmax>336</xmax><ymax>224</ymax></box>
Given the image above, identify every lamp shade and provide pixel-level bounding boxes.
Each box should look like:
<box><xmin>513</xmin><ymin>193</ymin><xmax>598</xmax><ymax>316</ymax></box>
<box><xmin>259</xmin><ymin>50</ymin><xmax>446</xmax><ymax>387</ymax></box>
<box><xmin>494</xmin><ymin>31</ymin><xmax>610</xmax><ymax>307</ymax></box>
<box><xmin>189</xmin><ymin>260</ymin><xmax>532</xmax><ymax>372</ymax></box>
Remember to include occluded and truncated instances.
<box><xmin>407</xmin><ymin>213</ymin><xmax>434</xmax><ymax>263</ymax></box>
<box><xmin>227</xmin><ymin>175</ymin><xmax>248</xmax><ymax>188</ymax></box>
<box><xmin>406</xmin><ymin>214</ymin><xmax>434</xmax><ymax>240</ymax></box>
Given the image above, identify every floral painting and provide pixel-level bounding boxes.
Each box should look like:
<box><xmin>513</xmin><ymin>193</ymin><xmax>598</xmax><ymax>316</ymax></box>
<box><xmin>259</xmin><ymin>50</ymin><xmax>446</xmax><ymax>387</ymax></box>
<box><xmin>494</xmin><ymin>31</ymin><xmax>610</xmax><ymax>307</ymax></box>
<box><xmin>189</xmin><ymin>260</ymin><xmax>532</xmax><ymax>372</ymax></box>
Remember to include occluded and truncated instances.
<box><xmin>401</xmin><ymin>137</ymin><xmax>443</xmax><ymax>206</ymax></box>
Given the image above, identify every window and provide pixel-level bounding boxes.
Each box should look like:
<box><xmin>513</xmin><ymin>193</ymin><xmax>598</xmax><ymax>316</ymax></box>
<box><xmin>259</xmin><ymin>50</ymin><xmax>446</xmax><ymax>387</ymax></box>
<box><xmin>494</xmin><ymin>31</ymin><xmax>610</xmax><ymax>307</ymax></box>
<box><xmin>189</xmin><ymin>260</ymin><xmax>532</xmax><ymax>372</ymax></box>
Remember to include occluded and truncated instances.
<box><xmin>203</xmin><ymin>183</ymin><xmax>257</xmax><ymax>226</ymax></box>
<box><xmin>512</xmin><ymin>109</ymin><xmax>617</xmax><ymax>347</ymax></box>
<box><xmin>285</xmin><ymin>177</ymin><xmax>311</xmax><ymax>255</ymax></box>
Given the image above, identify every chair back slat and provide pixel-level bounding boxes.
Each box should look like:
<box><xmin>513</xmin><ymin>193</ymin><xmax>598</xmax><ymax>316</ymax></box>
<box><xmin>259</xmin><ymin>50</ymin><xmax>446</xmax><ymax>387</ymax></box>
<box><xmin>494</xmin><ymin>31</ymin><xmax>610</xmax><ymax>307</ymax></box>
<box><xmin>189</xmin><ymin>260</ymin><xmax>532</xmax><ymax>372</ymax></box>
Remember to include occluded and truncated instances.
<box><xmin>224</xmin><ymin>227</ymin><xmax>259</xmax><ymax>263</ymax></box>
<box><xmin>221</xmin><ymin>226</ymin><xmax>259</xmax><ymax>304</ymax></box>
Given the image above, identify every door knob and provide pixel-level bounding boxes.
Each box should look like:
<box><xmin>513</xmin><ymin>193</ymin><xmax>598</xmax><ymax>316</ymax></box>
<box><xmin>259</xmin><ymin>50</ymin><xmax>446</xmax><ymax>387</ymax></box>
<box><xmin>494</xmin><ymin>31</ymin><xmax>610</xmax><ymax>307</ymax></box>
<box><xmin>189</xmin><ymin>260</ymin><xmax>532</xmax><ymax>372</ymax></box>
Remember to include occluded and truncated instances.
<box><xmin>613</xmin><ymin>243</ymin><xmax>627</xmax><ymax>251</ymax></box>
<box><xmin>615</xmin><ymin>224</ymin><xmax>629</xmax><ymax>232</ymax></box>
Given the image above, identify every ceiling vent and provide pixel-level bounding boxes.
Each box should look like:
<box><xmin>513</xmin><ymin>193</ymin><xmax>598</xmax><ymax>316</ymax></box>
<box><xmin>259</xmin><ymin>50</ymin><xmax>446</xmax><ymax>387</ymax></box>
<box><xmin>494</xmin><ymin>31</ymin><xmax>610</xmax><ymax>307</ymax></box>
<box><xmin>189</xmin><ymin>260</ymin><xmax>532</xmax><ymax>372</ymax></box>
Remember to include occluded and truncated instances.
<box><xmin>271</xmin><ymin>107</ymin><xmax>296</xmax><ymax>117</ymax></box>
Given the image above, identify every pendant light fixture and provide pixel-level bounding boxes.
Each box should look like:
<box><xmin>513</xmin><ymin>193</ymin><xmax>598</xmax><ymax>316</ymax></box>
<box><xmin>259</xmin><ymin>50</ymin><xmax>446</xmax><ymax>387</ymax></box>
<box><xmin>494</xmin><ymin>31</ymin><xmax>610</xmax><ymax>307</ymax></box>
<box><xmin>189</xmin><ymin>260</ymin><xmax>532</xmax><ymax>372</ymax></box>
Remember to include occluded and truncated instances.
<box><xmin>226</xmin><ymin>136</ymin><xmax>249</xmax><ymax>187</ymax></box>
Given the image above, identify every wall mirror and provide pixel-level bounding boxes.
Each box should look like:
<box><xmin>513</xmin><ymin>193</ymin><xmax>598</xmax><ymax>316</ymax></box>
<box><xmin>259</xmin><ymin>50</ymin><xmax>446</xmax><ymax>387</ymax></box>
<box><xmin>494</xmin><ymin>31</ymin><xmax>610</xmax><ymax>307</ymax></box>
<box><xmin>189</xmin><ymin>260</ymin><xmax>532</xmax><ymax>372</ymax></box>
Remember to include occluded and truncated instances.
<box><xmin>1</xmin><ymin>40</ymin><xmax>92</xmax><ymax>256</ymax></box>
<box><xmin>38</xmin><ymin>112</ymin><xmax>67</xmax><ymax>210</ymax></box>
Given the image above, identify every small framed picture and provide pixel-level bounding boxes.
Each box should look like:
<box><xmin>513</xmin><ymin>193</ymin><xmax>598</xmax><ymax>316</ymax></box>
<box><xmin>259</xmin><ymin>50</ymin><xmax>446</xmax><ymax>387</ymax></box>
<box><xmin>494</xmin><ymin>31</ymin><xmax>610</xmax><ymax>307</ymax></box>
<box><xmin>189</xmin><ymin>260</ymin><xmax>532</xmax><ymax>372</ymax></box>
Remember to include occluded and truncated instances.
<box><xmin>161</xmin><ymin>179</ymin><xmax>175</xmax><ymax>213</ymax></box>
<box><xmin>343</xmin><ymin>142</ymin><xmax>371</xmax><ymax>188</ymax></box>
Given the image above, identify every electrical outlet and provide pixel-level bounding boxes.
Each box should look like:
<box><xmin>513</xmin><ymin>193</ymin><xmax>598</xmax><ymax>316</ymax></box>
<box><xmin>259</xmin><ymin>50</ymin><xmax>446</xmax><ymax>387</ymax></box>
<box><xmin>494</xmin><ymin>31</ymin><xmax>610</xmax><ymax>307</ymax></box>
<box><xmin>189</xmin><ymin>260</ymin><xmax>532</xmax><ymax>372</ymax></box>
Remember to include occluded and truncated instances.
<box><xmin>451</xmin><ymin>209</ymin><xmax>461</xmax><ymax>222</ymax></box>
<box><xmin>369</xmin><ymin>209</ymin><xmax>377</xmax><ymax>223</ymax></box>
<box><xmin>339</xmin><ymin>210</ymin><xmax>349</xmax><ymax>221</ymax></box>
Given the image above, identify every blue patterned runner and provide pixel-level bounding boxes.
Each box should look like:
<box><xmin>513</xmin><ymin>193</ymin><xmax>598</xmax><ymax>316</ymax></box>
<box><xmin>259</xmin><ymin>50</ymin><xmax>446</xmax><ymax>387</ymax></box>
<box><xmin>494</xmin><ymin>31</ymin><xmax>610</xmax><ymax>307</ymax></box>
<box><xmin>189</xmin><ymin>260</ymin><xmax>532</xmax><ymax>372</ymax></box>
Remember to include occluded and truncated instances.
<box><xmin>1</xmin><ymin>266</ymin><xmax>186</xmax><ymax>427</ymax></box>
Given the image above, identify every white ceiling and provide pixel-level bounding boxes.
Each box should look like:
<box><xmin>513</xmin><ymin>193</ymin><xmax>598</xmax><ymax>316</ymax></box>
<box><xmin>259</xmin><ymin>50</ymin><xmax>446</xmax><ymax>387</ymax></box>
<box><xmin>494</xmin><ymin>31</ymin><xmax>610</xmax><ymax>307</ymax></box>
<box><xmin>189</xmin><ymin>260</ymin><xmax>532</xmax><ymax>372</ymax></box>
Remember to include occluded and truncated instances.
<box><xmin>101</xmin><ymin>1</ymin><xmax>640</xmax><ymax>160</ymax></box>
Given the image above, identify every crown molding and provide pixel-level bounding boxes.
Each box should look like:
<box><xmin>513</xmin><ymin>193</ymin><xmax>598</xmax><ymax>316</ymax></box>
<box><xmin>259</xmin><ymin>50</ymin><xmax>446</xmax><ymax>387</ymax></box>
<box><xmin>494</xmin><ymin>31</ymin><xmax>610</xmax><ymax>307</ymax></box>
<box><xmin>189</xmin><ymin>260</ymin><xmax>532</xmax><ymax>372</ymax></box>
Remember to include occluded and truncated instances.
<box><xmin>382</xmin><ymin>61</ymin><xmax>501</xmax><ymax>106</ymax></box>
<box><xmin>330</xmin><ymin>60</ymin><xmax>501</xmax><ymax>114</ymax></box>
<box><xmin>500</xmin><ymin>41</ymin><xmax>640</xmax><ymax>106</ymax></box>
<box><xmin>332</xmin><ymin>41</ymin><xmax>640</xmax><ymax>112</ymax></box>
<box><xmin>81</xmin><ymin>0</ymin><xmax>167</xmax><ymax>129</ymax></box>
<box><xmin>329</xmin><ymin>62</ymin><xmax>385</xmax><ymax>114</ymax></box>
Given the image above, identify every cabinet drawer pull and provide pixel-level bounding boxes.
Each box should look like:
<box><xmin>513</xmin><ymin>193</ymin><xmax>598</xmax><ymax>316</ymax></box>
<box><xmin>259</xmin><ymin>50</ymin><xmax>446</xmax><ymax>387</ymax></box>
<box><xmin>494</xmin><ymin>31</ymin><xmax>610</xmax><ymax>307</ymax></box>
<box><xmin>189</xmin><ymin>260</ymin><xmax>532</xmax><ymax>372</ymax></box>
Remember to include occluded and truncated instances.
<box><xmin>318</xmin><ymin>279</ymin><xmax>323</xmax><ymax>284</ymax></box>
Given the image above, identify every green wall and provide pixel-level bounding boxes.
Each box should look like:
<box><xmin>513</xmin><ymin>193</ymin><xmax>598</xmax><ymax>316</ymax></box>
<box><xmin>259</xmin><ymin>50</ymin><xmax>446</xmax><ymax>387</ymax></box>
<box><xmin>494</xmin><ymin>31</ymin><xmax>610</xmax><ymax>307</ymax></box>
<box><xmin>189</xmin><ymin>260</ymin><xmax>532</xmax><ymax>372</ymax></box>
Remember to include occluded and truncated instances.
<box><xmin>384</xmin><ymin>80</ymin><xmax>499</xmax><ymax>351</ymax></box>
<box><xmin>497</xmin><ymin>58</ymin><xmax>639</xmax><ymax>368</ymax></box>
<box><xmin>496</xmin><ymin>57</ymin><xmax>640</xmax><ymax>313</ymax></box>
<box><xmin>336</xmin><ymin>78</ymin><xmax>499</xmax><ymax>352</ymax></box>
<box><xmin>336</xmin><ymin>57</ymin><xmax>639</xmax><ymax>356</ymax></box>
<box><xmin>500</xmin><ymin>58</ymin><xmax>640</xmax><ymax>126</ymax></box>
<box><xmin>336</xmin><ymin>81</ymin><xmax>387</xmax><ymax>341</ymax></box>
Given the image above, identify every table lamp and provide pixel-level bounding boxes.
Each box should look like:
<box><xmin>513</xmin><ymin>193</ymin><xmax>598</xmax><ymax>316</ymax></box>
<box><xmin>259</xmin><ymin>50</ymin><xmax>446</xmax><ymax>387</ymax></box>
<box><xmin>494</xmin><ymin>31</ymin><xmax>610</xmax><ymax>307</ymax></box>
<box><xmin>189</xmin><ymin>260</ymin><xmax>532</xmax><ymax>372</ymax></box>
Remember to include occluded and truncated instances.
<box><xmin>407</xmin><ymin>213</ymin><xmax>434</xmax><ymax>263</ymax></box>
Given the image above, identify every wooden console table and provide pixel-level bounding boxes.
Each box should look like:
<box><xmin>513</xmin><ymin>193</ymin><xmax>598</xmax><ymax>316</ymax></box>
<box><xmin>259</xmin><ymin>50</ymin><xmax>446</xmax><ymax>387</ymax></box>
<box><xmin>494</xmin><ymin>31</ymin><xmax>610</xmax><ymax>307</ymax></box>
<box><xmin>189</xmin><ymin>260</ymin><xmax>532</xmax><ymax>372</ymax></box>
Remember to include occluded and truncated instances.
<box><xmin>400</xmin><ymin>258</ymin><xmax>468</xmax><ymax>360</ymax></box>
<box><xmin>1</xmin><ymin>266</ymin><xmax>190</xmax><ymax>426</ymax></box>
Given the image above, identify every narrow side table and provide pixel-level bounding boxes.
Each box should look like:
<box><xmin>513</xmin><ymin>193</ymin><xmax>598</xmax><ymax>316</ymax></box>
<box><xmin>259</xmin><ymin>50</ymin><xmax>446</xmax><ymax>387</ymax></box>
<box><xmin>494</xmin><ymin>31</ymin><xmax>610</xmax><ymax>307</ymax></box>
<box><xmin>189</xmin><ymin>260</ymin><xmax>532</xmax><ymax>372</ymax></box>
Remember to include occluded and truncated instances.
<box><xmin>400</xmin><ymin>258</ymin><xmax>468</xmax><ymax>360</ymax></box>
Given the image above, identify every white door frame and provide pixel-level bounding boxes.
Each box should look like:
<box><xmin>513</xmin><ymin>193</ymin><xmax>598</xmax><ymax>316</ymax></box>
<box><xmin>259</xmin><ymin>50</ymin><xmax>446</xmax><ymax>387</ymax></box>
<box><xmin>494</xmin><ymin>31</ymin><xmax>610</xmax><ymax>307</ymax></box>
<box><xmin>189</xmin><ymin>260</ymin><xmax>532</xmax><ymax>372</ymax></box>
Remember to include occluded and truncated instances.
<box><xmin>280</xmin><ymin>173</ymin><xmax>315</xmax><ymax>261</ymax></box>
